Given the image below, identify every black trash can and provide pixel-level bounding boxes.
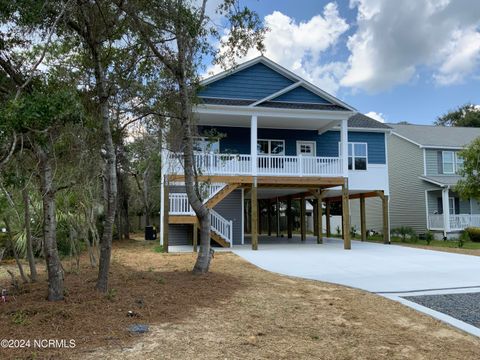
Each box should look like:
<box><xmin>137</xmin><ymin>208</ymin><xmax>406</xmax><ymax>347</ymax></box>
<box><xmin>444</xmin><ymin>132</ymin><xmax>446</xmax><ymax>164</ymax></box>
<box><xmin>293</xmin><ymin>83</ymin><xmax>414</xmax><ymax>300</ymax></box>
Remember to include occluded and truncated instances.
<box><xmin>145</xmin><ymin>226</ymin><xmax>157</xmax><ymax>241</ymax></box>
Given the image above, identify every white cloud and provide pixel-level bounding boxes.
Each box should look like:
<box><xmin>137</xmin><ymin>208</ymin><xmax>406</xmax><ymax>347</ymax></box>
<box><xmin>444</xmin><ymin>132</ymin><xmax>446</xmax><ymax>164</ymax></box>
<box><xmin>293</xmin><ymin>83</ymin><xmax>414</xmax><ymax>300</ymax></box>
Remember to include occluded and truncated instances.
<box><xmin>341</xmin><ymin>0</ymin><xmax>480</xmax><ymax>92</ymax></box>
<box><xmin>365</xmin><ymin>111</ymin><xmax>386</xmax><ymax>123</ymax></box>
<box><xmin>207</xmin><ymin>3</ymin><xmax>349</xmax><ymax>94</ymax></box>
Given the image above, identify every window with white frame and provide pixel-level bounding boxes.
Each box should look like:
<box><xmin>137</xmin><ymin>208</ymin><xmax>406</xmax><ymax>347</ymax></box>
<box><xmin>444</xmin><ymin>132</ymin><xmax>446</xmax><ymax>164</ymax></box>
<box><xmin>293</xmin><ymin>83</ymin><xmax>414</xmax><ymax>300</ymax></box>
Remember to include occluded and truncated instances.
<box><xmin>193</xmin><ymin>137</ymin><xmax>220</xmax><ymax>153</ymax></box>
<box><xmin>442</xmin><ymin>151</ymin><xmax>455</xmax><ymax>174</ymax></box>
<box><xmin>339</xmin><ymin>142</ymin><xmax>368</xmax><ymax>170</ymax></box>
<box><xmin>455</xmin><ymin>153</ymin><xmax>464</xmax><ymax>174</ymax></box>
<box><xmin>449</xmin><ymin>197</ymin><xmax>457</xmax><ymax>215</ymax></box>
<box><xmin>257</xmin><ymin>139</ymin><xmax>285</xmax><ymax>155</ymax></box>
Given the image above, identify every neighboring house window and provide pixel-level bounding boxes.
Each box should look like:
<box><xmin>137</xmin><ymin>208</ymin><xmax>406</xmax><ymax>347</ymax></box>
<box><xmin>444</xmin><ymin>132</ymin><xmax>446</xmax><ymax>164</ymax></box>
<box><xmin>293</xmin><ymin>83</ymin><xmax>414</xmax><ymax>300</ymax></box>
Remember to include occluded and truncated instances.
<box><xmin>449</xmin><ymin>197</ymin><xmax>456</xmax><ymax>215</ymax></box>
<box><xmin>455</xmin><ymin>153</ymin><xmax>464</xmax><ymax>174</ymax></box>
<box><xmin>339</xmin><ymin>142</ymin><xmax>368</xmax><ymax>170</ymax></box>
<box><xmin>442</xmin><ymin>151</ymin><xmax>455</xmax><ymax>174</ymax></box>
<box><xmin>258</xmin><ymin>139</ymin><xmax>285</xmax><ymax>155</ymax></box>
<box><xmin>193</xmin><ymin>137</ymin><xmax>220</xmax><ymax>153</ymax></box>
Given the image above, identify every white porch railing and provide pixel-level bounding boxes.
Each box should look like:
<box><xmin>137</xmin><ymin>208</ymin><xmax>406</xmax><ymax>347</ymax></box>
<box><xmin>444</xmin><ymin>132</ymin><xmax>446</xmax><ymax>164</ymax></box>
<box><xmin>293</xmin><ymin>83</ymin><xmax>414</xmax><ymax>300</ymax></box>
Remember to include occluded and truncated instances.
<box><xmin>168</xmin><ymin>193</ymin><xmax>233</xmax><ymax>245</ymax></box>
<box><xmin>165</xmin><ymin>151</ymin><xmax>343</xmax><ymax>177</ymax></box>
<box><xmin>428</xmin><ymin>214</ymin><xmax>480</xmax><ymax>231</ymax></box>
<box><xmin>210</xmin><ymin>209</ymin><xmax>233</xmax><ymax>244</ymax></box>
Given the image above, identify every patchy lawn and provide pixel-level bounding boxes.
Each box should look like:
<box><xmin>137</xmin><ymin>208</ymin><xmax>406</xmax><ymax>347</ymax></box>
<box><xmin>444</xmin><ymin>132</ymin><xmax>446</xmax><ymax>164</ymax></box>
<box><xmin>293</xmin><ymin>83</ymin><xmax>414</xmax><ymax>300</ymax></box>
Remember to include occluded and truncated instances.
<box><xmin>1</xmin><ymin>239</ymin><xmax>480</xmax><ymax>360</ymax></box>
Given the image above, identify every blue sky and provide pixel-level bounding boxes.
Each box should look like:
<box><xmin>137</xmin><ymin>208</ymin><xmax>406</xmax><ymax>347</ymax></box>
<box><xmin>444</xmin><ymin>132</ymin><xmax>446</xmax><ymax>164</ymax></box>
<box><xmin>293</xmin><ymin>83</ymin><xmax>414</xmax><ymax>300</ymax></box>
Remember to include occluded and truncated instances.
<box><xmin>210</xmin><ymin>0</ymin><xmax>480</xmax><ymax>124</ymax></box>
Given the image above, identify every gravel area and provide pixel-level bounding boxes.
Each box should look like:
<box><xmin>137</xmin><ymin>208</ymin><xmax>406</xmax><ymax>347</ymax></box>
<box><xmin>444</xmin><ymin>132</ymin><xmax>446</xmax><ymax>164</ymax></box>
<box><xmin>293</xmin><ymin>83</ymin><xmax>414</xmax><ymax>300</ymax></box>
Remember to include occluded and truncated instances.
<box><xmin>404</xmin><ymin>292</ymin><xmax>480</xmax><ymax>328</ymax></box>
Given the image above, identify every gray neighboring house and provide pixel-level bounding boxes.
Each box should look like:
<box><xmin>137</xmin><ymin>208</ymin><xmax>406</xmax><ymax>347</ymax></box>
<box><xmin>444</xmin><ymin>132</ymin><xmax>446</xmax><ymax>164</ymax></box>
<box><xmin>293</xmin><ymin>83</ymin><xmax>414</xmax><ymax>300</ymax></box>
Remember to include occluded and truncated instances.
<box><xmin>388</xmin><ymin>124</ymin><xmax>480</xmax><ymax>238</ymax></box>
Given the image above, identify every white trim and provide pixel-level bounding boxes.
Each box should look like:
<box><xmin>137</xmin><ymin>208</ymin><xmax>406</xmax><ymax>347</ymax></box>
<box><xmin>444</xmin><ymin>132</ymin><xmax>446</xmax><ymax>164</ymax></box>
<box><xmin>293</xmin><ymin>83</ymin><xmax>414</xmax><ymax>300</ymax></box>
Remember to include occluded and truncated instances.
<box><xmin>424</xmin><ymin>189</ymin><xmax>429</xmax><ymax>230</ymax></box>
<box><xmin>195</xmin><ymin>103</ymin><xmax>353</xmax><ymax>120</ymax></box>
<box><xmin>422</xmin><ymin>145</ymin><xmax>464</xmax><ymax>150</ymax></box>
<box><xmin>442</xmin><ymin>151</ymin><xmax>455</xmax><ymax>174</ymax></box>
<box><xmin>200</xmin><ymin>56</ymin><xmax>357</xmax><ymax>112</ymax></box>
<box><xmin>257</xmin><ymin>139</ymin><xmax>286</xmax><ymax>155</ymax></box>
<box><xmin>419</xmin><ymin>176</ymin><xmax>448</xmax><ymax>187</ymax></box>
<box><xmin>296</xmin><ymin>140</ymin><xmax>316</xmax><ymax>156</ymax></box>
<box><xmin>339</xmin><ymin>141</ymin><xmax>369</xmax><ymax>171</ymax></box>
<box><xmin>249</xmin><ymin>81</ymin><xmax>302</xmax><ymax>107</ymax></box>
<box><xmin>384</xmin><ymin>132</ymin><xmax>390</xmax><ymax>196</ymax></box>
<box><xmin>423</xmin><ymin>148</ymin><xmax>427</xmax><ymax>176</ymax></box>
<box><xmin>251</xmin><ymin>115</ymin><xmax>258</xmax><ymax>176</ymax></box>
<box><xmin>391</xmin><ymin>132</ymin><xmax>423</xmax><ymax>148</ymax></box>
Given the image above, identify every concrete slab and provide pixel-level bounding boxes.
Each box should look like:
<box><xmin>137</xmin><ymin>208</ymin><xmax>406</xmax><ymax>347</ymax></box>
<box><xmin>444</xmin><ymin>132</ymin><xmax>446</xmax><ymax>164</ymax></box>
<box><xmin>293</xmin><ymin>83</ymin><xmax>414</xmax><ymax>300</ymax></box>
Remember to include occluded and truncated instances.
<box><xmin>231</xmin><ymin>237</ymin><xmax>480</xmax><ymax>293</ymax></box>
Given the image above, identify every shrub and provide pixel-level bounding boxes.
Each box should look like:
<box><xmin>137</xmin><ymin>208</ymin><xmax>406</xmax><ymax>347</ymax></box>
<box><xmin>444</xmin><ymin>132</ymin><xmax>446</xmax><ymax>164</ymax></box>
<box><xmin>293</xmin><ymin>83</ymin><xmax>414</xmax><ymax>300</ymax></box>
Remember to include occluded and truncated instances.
<box><xmin>350</xmin><ymin>225</ymin><xmax>357</xmax><ymax>238</ymax></box>
<box><xmin>465</xmin><ymin>227</ymin><xmax>480</xmax><ymax>242</ymax></box>
<box><xmin>391</xmin><ymin>226</ymin><xmax>416</xmax><ymax>242</ymax></box>
<box><xmin>458</xmin><ymin>231</ymin><xmax>470</xmax><ymax>248</ymax></box>
<box><xmin>424</xmin><ymin>231</ymin><xmax>434</xmax><ymax>245</ymax></box>
<box><xmin>335</xmin><ymin>225</ymin><xmax>341</xmax><ymax>236</ymax></box>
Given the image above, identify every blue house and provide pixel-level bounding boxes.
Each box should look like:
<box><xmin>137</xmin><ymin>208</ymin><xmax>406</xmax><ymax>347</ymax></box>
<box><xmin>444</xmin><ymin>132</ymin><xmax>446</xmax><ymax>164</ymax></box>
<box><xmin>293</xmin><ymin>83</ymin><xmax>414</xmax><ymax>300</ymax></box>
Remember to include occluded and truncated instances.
<box><xmin>160</xmin><ymin>56</ymin><xmax>391</xmax><ymax>251</ymax></box>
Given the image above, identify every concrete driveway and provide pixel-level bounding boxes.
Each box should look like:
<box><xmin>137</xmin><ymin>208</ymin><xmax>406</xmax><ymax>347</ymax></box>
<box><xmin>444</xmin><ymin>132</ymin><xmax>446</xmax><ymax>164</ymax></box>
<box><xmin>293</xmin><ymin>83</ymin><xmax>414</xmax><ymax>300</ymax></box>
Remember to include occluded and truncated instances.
<box><xmin>232</xmin><ymin>237</ymin><xmax>480</xmax><ymax>294</ymax></box>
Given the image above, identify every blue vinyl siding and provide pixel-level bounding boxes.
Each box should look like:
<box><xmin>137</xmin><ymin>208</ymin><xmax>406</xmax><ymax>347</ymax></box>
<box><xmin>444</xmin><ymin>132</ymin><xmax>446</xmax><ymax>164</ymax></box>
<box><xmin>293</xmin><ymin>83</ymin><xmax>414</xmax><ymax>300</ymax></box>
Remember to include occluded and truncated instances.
<box><xmin>198</xmin><ymin>63</ymin><xmax>294</xmax><ymax>100</ymax></box>
<box><xmin>200</xmin><ymin>126</ymin><xmax>386</xmax><ymax>164</ymax></box>
<box><xmin>272</xmin><ymin>86</ymin><xmax>331</xmax><ymax>104</ymax></box>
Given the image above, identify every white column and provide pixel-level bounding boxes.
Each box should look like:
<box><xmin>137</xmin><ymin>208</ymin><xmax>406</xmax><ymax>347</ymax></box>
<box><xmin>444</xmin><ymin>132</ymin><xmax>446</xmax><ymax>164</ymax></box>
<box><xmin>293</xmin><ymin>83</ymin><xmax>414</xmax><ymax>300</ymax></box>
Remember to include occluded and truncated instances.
<box><xmin>340</xmin><ymin>118</ymin><xmax>349</xmax><ymax>176</ymax></box>
<box><xmin>251</xmin><ymin>115</ymin><xmax>258</xmax><ymax>175</ymax></box>
<box><xmin>442</xmin><ymin>187</ymin><xmax>450</xmax><ymax>237</ymax></box>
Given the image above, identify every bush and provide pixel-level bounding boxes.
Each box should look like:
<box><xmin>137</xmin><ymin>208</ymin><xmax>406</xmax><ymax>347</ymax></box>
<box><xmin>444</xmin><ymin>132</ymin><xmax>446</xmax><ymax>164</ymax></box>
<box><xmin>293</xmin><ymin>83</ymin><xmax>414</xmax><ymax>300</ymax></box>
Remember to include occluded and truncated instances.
<box><xmin>465</xmin><ymin>227</ymin><xmax>480</xmax><ymax>242</ymax></box>
<box><xmin>424</xmin><ymin>231</ymin><xmax>434</xmax><ymax>245</ymax></box>
<box><xmin>458</xmin><ymin>231</ymin><xmax>470</xmax><ymax>248</ymax></box>
<box><xmin>391</xmin><ymin>226</ymin><xmax>416</xmax><ymax>242</ymax></box>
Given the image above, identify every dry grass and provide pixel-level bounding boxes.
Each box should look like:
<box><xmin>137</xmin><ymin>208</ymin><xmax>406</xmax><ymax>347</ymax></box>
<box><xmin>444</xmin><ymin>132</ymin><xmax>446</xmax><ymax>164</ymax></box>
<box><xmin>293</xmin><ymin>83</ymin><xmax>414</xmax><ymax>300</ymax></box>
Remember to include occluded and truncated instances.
<box><xmin>1</xmin><ymin>239</ymin><xmax>480</xmax><ymax>360</ymax></box>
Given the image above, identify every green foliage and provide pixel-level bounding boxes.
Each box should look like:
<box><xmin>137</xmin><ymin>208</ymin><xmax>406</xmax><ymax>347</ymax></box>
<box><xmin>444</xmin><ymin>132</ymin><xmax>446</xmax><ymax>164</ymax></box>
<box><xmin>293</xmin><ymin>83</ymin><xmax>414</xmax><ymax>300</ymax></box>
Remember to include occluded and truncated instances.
<box><xmin>455</xmin><ymin>137</ymin><xmax>480</xmax><ymax>200</ymax></box>
<box><xmin>424</xmin><ymin>231</ymin><xmax>434</xmax><ymax>245</ymax></box>
<box><xmin>465</xmin><ymin>227</ymin><xmax>480</xmax><ymax>242</ymax></box>
<box><xmin>11</xmin><ymin>310</ymin><xmax>28</xmax><ymax>325</ymax></box>
<box><xmin>391</xmin><ymin>226</ymin><xmax>416</xmax><ymax>242</ymax></box>
<box><xmin>350</xmin><ymin>225</ymin><xmax>357</xmax><ymax>238</ymax></box>
<box><xmin>153</xmin><ymin>245</ymin><xmax>164</xmax><ymax>253</ymax></box>
<box><xmin>458</xmin><ymin>231</ymin><xmax>470</xmax><ymax>248</ymax></box>
<box><xmin>335</xmin><ymin>225</ymin><xmax>341</xmax><ymax>236</ymax></box>
<box><xmin>435</xmin><ymin>104</ymin><xmax>480</xmax><ymax>127</ymax></box>
<box><xmin>105</xmin><ymin>288</ymin><xmax>117</xmax><ymax>301</ymax></box>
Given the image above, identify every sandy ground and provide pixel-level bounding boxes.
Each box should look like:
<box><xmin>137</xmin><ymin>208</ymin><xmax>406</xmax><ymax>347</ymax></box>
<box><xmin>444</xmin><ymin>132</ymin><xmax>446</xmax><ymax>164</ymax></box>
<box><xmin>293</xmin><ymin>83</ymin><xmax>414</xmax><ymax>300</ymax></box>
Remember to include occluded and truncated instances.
<box><xmin>1</xmin><ymin>239</ymin><xmax>480</xmax><ymax>360</ymax></box>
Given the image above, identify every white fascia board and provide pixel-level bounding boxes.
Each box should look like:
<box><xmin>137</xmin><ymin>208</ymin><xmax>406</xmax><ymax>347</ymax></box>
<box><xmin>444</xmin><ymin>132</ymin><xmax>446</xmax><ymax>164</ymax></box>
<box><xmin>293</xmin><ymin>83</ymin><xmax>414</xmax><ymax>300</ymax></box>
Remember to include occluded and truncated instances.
<box><xmin>391</xmin><ymin>132</ymin><xmax>423</xmax><ymax>147</ymax></box>
<box><xmin>194</xmin><ymin>104</ymin><xmax>353</xmax><ymax>120</ymax></box>
<box><xmin>330</xmin><ymin>127</ymin><xmax>391</xmax><ymax>133</ymax></box>
<box><xmin>249</xmin><ymin>81</ymin><xmax>303</xmax><ymax>107</ymax></box>
<box><xmin>421</xmin><ymin>145</ymin><xmax>464</xmax><ymax>150</ymax></box>
<box><xmin>419</xmin><ymin>176</ymin><xmax>448</xmax><ymax>188</ymax></box>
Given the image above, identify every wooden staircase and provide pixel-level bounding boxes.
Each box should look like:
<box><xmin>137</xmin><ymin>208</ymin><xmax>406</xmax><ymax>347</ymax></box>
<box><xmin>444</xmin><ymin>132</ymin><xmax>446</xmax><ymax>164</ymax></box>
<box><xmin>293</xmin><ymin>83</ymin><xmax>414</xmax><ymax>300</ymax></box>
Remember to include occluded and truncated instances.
<box><xmin>205</xmin><ymin>183</ymin><xmax>240</xmax><ymax>209</ymax></box>
<box><xmin>209</xmin><ymin>230</ymin><xmax>230</xmax><ymax>248</ymax></box>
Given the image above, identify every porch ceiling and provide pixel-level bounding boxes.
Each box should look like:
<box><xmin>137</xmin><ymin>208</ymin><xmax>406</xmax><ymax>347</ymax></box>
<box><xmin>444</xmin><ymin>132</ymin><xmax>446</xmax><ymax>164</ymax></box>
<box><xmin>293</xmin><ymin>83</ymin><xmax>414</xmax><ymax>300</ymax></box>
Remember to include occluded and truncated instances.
<box><xmin>195</xmin><ymin>110</ymin><xmax>342</xmax><ymax>131</ymax></box>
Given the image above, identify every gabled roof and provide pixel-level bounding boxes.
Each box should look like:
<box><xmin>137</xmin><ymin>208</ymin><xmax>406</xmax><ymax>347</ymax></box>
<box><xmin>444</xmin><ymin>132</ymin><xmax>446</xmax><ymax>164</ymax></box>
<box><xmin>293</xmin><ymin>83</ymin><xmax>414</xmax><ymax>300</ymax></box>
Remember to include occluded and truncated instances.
<box><xmin>390</xmin><ymin>124</ymin><xmax>480</xmax><ymax>149</ymax></box>
<box><xmin>199</xmin><ymin>56</ymin><xmax>356</xmax><ymax>112</ymax></box>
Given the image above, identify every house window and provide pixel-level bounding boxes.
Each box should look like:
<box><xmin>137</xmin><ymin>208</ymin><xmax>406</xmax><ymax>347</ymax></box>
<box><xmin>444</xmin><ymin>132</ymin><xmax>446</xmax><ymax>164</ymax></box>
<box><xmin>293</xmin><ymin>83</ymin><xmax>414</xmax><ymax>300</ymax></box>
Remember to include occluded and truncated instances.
<box><xmin>442</xmin><ymin>151</ymin><xmax>455</xmax><ymax>174</ymax></box>
<box><xmin>455</xmin><ymin>153</ymin><xmax>464</xmax><ymax>174</ymax></box>
<box><xmin>339</xmin><ymin>142</ymin><xmax>368</xmax><ymax>170</ymax></box>
<box><xmin>193</xmin><ymin>137</ymin><xmax>220</xmax><ymax>153</ymax></box>
<box><xmin>257</xmin><ymin>139</ymin><xmax>285</xmax><ymax>155</ymax></box>
<box><xmin>449</xmin><ymin>197</ymin><xmax>456</xmax><ymax>215</ymax></box>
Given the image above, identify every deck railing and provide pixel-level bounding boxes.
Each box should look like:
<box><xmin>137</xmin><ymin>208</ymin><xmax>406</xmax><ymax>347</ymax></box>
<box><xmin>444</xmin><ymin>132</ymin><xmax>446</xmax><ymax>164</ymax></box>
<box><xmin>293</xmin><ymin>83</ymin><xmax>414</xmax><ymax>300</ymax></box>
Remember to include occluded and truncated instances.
<box><xmin>428</xmin><ymin>214</ymin><xmax>480</xmax><ymax>230</ymax></box>
<box><xmin>165</xmin><ymin>151</ymin><xmax>343</xmax><ymax>177</ymax></box>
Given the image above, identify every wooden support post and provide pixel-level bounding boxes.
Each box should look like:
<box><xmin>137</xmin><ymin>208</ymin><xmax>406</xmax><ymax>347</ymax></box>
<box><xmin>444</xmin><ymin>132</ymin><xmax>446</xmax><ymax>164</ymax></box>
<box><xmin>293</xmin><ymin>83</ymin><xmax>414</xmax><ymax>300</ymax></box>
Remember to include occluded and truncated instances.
<box><xmin>382</xmin><ymin>194</ymin><xmax>390</xmax><ymax>244</ymax></box>
<box><xmin>342</xmin><ymin>182</ymin><xmax>351</xmax><ymax>250</ymax></box>
<box><xmin>287</xmin><ymin>196</ymin><xmax>292</xmax><ymax>239</ymax></box>
<box><xmin>267</xmin><ymin>200</ymin><xmax>272</xmax><ymax>236</ymax></box>
<box><xmin>360</xmin><ymin>195</ymin><xmax>367</xmax><ymax>241</ymax></box>
<box><xmin>162</xmin><ymin>182</ymin><xmax>169</xmax><ymax>253</ymax></box>
<box><xmin>326</xmin><ymin>200</ymin><xmax>331</xmax><ymax>237</ymax></box>
<box><xmin>312</xmin><ymin>200</ymin><xmax>318</xmax><ymax>236</ymax></box>
<box><xmin>251</xmin><ymin>180</ymin><xmax>258</xmax><ymax>250</ymax></box>
<box><xmin>316</xmin><ymin>198</ymin><xmax>323</xmax><ymax>244</ymax></box>
<box><xmin>193</xmin><ymin>222</ymin><xmax>198</xmax><ymax>252</ymax></box>
<box><xmin>300</xmin><ymin>197</ymin><xmax>306</xmax><ymax>241</ymax></box>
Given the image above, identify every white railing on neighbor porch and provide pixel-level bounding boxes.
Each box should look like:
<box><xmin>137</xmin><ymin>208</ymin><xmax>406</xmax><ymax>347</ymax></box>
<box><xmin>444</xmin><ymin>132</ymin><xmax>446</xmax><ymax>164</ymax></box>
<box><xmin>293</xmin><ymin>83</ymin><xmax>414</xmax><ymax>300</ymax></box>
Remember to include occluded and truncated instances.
<box><xmin>210</xmin><ymin>209</ymin><xmax>233</xmax><ymax>244</ymax></box>
<box><xmin>169</xmin><ymin>193</ymin><xmax>194</xmax><ymax>215</ymax></box>
<box><xmin>428</xmin><ymin>214</ymin><xmax>480</xmax><ymax>231</ymax></box>
<box><xmin>165</xmin><ymin>151</ymin><xmax>343</xmax><ymax>177</ymax></box>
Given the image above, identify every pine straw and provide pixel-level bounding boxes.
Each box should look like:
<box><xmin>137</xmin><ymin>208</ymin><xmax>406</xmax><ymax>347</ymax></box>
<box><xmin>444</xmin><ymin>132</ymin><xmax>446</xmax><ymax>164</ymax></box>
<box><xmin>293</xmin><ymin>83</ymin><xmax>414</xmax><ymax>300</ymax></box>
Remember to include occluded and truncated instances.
<box><xmin>1</xmin><ymin>239</ymin><xmax>480</xmax><ymax>360</ymax></box>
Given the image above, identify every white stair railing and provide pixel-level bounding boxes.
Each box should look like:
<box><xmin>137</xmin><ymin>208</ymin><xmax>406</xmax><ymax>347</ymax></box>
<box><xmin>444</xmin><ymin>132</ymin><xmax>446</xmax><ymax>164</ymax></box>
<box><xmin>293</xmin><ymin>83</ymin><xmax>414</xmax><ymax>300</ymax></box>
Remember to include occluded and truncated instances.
<box><xmin>210</xmin><ymin>209</ymin><xmax>233</xmax><ymax>245</ymax></box>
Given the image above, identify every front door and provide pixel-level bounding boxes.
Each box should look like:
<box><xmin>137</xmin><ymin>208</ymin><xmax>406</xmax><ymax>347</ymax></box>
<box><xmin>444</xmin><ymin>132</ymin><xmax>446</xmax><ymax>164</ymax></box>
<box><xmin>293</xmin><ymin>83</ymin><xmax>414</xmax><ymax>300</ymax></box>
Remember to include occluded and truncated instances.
<box><xmin>297</xmin><ymin>141</ymin><xmax>316</xmax><ymax>156</ymax></box>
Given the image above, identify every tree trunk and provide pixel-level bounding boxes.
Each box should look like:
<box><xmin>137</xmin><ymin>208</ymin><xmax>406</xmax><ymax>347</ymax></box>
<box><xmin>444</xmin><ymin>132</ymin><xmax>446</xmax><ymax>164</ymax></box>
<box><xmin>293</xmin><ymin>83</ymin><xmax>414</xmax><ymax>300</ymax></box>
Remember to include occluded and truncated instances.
<box><xmin>37</xmin><ymin>146</ymin><xmax>64</xmax><ymax>301</ymax></box>
<box><xmin>23</xmin><ymin>188</ymin><xmax>37</xmax><ymax>282</ymax></box>
<box><xmin>4</xmin><ymin>217</ymin><xmax>28</xmax><ymax>284</ymax></box>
